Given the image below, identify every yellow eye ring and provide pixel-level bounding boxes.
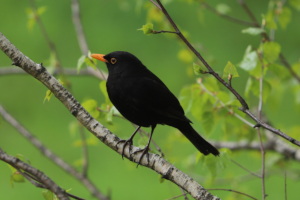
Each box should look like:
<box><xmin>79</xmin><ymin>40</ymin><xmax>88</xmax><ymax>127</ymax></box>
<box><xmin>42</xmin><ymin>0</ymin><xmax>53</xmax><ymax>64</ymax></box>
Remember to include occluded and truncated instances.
<box><xmin>110</xmin><ymin>58</ymin><xmax>117</xmax><ymax>64</ymax></box>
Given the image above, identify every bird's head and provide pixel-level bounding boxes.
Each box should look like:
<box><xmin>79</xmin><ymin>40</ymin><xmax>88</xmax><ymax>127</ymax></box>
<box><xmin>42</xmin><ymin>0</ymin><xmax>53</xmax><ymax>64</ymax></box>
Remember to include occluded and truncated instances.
<box><xmin>91</xmin><ymin>51</ymin><xmax>144</xmax><ymax>74</ymax></box>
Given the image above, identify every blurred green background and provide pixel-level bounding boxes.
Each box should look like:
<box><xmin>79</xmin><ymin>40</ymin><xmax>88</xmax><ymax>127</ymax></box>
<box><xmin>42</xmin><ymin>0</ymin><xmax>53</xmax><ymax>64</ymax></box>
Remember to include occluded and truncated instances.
<box><xmin>1</xmin><ymin>0</ymin><xmax>300</xmax><ymax>199</ymax></box>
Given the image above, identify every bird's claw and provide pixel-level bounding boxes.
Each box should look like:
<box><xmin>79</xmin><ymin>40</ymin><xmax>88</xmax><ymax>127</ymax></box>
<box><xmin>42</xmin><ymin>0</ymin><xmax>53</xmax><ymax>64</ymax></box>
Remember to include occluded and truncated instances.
<box><xmin>117</xmin><ymin>138</ymin><xmax>133</xmax><ymax>159</ymax></box>
<box><xmin>134</xmin><ymin>145</ymin><xmax>150</xmax><ymax>167</ymax></box>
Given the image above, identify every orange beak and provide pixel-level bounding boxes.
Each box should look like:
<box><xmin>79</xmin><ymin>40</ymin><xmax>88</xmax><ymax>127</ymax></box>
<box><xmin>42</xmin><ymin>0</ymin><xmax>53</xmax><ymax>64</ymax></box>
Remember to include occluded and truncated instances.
<box><xmin>91</xmin><ymin>54</ymin><xmax>107</xmax><ymax>62</ymax></box>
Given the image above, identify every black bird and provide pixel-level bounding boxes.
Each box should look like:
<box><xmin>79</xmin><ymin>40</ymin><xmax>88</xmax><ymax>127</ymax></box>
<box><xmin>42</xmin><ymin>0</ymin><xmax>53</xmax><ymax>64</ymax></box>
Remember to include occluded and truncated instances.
<box><xmin>91</xmin><ymin>51</ymin><xmax>219</xmax><ymax>163</ymax></box>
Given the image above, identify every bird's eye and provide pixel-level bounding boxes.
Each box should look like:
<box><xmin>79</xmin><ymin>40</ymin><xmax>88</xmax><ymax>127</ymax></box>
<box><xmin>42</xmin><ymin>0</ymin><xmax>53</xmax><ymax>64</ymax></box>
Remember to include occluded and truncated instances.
<box><xmin>110</xmin><ymin>58</ymin><xmax>117</xmax><ymax>64</ymax></box>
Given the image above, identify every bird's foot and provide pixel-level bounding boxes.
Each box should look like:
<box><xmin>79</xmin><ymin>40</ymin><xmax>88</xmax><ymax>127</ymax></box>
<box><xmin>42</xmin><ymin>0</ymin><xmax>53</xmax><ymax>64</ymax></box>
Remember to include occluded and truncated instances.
<box><xmin>116</xmin><ymin>138</ymin><xmax>133</xmax><ymax>159</ymax></box>
<box><xmin>134</xmin><ymin>145</ymin><xmax>150</xmax><ymax>167</ymax></box>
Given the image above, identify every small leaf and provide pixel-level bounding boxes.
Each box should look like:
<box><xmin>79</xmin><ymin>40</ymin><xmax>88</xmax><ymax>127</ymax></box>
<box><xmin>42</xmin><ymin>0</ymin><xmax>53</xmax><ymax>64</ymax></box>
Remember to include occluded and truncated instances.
<box><xmin>216</xmin><ymin>4</ymin><xmax>231</xmax><ymax>14</ymax></box>
<box><xmin>43</xmin><ymin>90</ymin><xmax>53</xmax><ymax>103</ymax></box>
<box><xmin>223</xmin><ymin>61</ymin><xmax>239</xmax><ymax>80</ymax></box>
<box><xmin>99</xmin><ymin>81</ymin><xmax>110</xmax><ymax>104</ymax></box>
<box><xmin>82</xmin><ymin>99</ymin><xmax>100</xmax><ymax>119</ymax></box>
<box><xmin>138</xmin><ymin>23</ymin><xmax>153</xmax><ymax>34</ymax></box>
<box><xmin>262</xmin><ymin>41</ymin><xmax>281</xmax><ymax>63</ymax></box>
<box><xmin>241</xmin><ymin>27</ymin><xmax>265</xmax><ymax>36</ymax></box>
<box><xmin>193</xmin><ymin>63</ymin><xmax>206</xmax><ymax>75</ymax></box>
<box><xmin>77</xmin><ymin>55</ymin><xmax>86</xmax><ymax>73</ymax></box>
<box><xmin>11</xmin><ymin>171</ymin><xmax>25</xmax><ymax>183</ymax></box>
<box><xmin>239</xmin><ymin>46</ymin><xmax>258</xmax><ymax>71</ymax></box>
<box><xmin>278</xmin><ymin>7</ymin><xmax>291</xmax><ymax>29</ymax></box>
<box><xmin>42</xmin><ymin>189</ymin><xmax>57</xmax><ymax>200</ymax></box>
<box><xmin>265</xmin><ymin>10</ymin><xmax>277</xmax><ymax>30</ymax></box>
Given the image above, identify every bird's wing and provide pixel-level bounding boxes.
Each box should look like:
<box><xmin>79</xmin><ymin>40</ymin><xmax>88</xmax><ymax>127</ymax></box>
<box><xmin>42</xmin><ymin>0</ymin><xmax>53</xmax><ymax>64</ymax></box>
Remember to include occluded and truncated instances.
<box><xmin>129</xmin><ymin>74</ymin><xmax>191</xmax><ymax>124</ymax></box>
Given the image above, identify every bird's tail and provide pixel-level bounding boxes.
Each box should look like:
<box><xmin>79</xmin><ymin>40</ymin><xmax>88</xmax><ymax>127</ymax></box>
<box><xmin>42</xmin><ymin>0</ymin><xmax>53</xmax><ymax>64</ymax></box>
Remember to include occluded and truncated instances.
<box><xmin>177</xmin><ymin>123</ymin><xmax>219</xmax><ymax>156</ymax></box>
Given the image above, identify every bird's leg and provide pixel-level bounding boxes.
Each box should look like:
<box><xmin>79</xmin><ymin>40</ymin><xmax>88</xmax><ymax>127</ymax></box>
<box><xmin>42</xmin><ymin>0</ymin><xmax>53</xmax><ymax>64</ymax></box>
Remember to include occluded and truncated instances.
<box><xmin>135</xmin><ymin>125</ymin><xmax>156</xmax><ymax>167</ymax></box>
<box><xmin>117</xmin><ymin>126</ymin><xmax>141</xmax><ymax>159</ymax></box>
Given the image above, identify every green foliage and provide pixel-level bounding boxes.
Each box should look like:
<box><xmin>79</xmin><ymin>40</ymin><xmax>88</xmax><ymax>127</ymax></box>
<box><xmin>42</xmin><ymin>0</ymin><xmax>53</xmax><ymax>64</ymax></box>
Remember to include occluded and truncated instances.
<box><xmin>82</xmin><ymin>99</ymin><xmax>100</xmax><ymax>119</ymax></box>
<box><xmin>261</xmin><ymin>41</ymin><xmax>281</xmax><ymax>63</ymax></box>
<box><xmin>42</xmin><ymin>190</ymin><xmax>57</xmax><ymax>200</ymax></box>
<box><xmin>138</xmin><ymin>23</ymin><xmax>154</xmax><ymax>34</ymax></box>
<box><xmin>223</xmin><ymin>61</ymin><xmax>239</xmax><ymax>80</ymax></box>
<box><xmin>193</xmin><ymin>62</ymin><xmax>206</xmax><ymax>75</ymax></box>
<box><xmin>239</xmin><ymin>46</ymin><xmax>258</xmax><ymax>71</ymax></box>
<box><xmin>26</xmin><ymin>6</ymin><xmax>47</xmax><ymax>30</ymax></box>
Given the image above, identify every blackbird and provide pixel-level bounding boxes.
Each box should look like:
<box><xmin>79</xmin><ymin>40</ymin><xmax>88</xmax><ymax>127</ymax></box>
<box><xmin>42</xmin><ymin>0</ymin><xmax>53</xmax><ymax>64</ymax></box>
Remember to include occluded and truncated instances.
<box><xmin>91</xmin><ymin>51</ymin><xmax>219</xmax><ymax>163</ymax></box>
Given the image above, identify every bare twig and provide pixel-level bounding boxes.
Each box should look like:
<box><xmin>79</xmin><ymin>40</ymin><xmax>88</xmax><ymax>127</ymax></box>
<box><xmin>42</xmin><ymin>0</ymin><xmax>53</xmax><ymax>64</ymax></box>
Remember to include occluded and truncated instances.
<box><xmin>284</xmin><ymin>171</ymin><xmax>287</xmax><ymax>200</ymax></box>
<box><xmin>71</xmin><ymin>0</ymin><xmax>89</xmax><ymax>55</ymax></box>
<box><xmin>0</xmin><ymin>32</ymin><xmax>220</xmax><ymax>200</ymax></box>
<box><xmin>201</xmin><ymin>2</ymin><xmax>255</xmax><ymax>26</ymax></box>
<box><xmin>0</xmin><ymin>149</ymin><xmax>70</xmax><ymax>200</ymax></box>
<box><xmin>28</xmin><ymin>0</ymin><xmax>65</xmax><ymax>78</ymax></box>
<box><xmin>0</xmin><ymin>67</ymin><xmax>104</xmax><ymax>79</ymax></box>
<box><xmin>230</xmin><ymin>159</ymin><xmax>260</xmax><ymax>178</ymax></box>
<box><xmin>207</xmin><ymin>188</ymin><xmax>258</xmax><ymax>200</ymax></box>
<box><xmin>79</xmin><ymin>126</ymin><xmax>89</xmax><ymax>177</ymax></box>
<box><xmin>256</xmin><ymin>50</ymin><xmax>267</xmax><ymax>199</ymax></box>
<box><xmin>0</xmin><ymin>105</ymin><xmax>109</xmax><ymax>200</ymax></box>
<box><xmin>70</xmin><ymin>0</ymin><xmax>107</xmax><ymax>81</ymax></box>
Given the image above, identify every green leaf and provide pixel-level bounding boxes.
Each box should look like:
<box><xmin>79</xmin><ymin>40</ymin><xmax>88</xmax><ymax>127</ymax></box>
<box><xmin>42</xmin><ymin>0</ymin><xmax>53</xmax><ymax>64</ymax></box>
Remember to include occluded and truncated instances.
<box><xmin>25</xmin><ymin>7</ymin><xmax>47</xmax><ymax>31</ymax></box>
<box><xmin>77</xmin><ymin>55</ymin><xmax>86</xmax><ymax>73</ymax></box>
<box><xmin>81</xmin><ymin>99</ymin><xmax>100</xmax><ymax>119</ymax></box>
<box><xmin>138</xmin><ymin>23</ymin><xmax>154</xmax><ymax>34</ymax></box>
<box><xmin>99</xmin><ymin>81</ymin><xmax>110</xmax><ymax>104</ymax></box>
<box><xmin>241</xmin><ymin>27</ymin><xmax>265</xmax><ymax>36</ymax></box>
<box><xmin>216</xmin><ymin>4</ymin><xmax>231</xmax><ymax>14</ymax></box>
<box><xmin>262</xmin><ymin>41</ymin><xmax>281</xmax><ymax>63</ymax></box>
<box><xmin>278</xmin><ymin>7</ymin><xmax>292</xmax><ymax>29</ymax></box>
<box><xmin>265</xmin><ymin>10</ymin><xmax>277</xmax><ymax>30</ymax></box>
<box><xmin>43</xmin><ymin>90</ymin><xmax>53</xmax><ymax>103</ymax></box>
<box><xmin>178</xmin><ymin>49</ymin><xmax>193</xmax><ymax>63</ymax></box>
<box><xmin>193</xmin><ymin>63</ymin><xmax>206</xmax><ymax>75</ymax></box>
<box><xmin>239</xmin><ymin>46</ymin><xmax>258</xmax><ymax>71</ymax></box>
<box><xmin>244</xmin><ymin>77</ymin><xmax>272</xmax><ymax>102</ymax></box>
<box><xmin>223</xmin><ymin>61</ymin><xmax>239</xmax><ymax>80</ymax></box>
<box><xmin>42</xmin><ymin>189</ymin><xmax>57</xmax><ymax>200</ymax></box>
<box><xmin>11</xmin><ymin>171</ymin><xmax>25</xmax><ymax>183</ymax></box>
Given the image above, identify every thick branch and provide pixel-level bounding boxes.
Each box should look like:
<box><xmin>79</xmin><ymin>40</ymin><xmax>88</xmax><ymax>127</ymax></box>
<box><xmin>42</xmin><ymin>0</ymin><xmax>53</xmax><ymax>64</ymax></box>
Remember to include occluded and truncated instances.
<box><xmin>0</xmin><ymin>149</ymin><xmax>70</xmax><ymax>200</ymax></box>
<box><xmin>0</xmin><ymin>105</ymin><xmax>108</xmax><ymax>200</ymax></box>
<box><xmin>0</xmin><ymin>32</ymin><xmax>220</xmax><ymax>200</ymax></box>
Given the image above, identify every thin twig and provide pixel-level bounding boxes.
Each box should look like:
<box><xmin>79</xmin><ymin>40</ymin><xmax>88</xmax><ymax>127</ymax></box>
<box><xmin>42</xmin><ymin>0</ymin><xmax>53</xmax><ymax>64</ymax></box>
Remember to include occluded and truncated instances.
<box><xmin>79</xmin><ymin>126</ymin><xmax>89</xmax><ymax>177</ymax></box>
<box><xmin>231</xmin><ymin>159</ymin><xmax>260</xmax><ymax>178</ymax></box>
<box><xmin>201</xmin><ymin>2</ymin><xmax>255</xmax><ymax>26</ymax></box>
<box><xmin>207</xmin><ymin>188</ymin><xmax>258</xmax><ymax>200</ymax></box>
<box><xmin>70</xmin><ymin>0</ymin><xmax>107</xmax><ymax>80</ymax></box>
<box><xmin>284</xmin><ymin>170</ymin><xmax>287</xmax><ymax>200</ymax></box>
<box><xmin>257</xmin><ymin>50</ymin><xmax>266</xmax><ymax>199</ymax></box>
<box><xmin>28</xmin><ymin>0</ymin><xmax>65</xmax><ymax>78</ymax></box>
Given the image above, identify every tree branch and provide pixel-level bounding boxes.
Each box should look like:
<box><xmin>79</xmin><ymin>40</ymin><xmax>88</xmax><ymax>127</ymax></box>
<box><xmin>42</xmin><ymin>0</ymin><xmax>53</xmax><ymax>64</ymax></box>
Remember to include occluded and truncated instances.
<box><xmin>151</xmin><ymin>0</ymin><xmax>300</xmax><ymax>147</ymax></box>
<box><xmin>0</xmin><ymin>149</ymin><xmax>70</xmax><ymax>200</ymax></box>
<box><xmin>0</xmin><ymin>32</ymin><xmax>220</xmax><ymax>200</ymax></box>
<box><xmin>0</xmin><ymin>105</ymin><xmax>109</xmax><ymax>200</ymax></box>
